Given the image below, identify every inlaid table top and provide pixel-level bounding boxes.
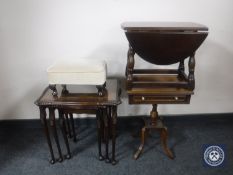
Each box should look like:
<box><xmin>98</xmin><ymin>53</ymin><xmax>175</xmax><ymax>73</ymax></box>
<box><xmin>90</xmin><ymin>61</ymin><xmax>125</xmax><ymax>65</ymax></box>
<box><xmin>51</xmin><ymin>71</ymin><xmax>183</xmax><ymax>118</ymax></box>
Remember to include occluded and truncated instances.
<box><xmin>35</xmin><ymin>79</ymin><xmax>121</xmax><ymax>107</ymax></box>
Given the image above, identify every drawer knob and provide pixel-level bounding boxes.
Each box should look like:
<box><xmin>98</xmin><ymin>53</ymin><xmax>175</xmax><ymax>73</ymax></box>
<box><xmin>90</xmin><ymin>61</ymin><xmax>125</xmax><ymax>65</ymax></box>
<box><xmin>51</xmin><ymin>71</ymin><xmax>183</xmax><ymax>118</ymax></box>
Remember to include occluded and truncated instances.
<box><xmin>142</xmin><ymin>96</ymin><xmax>145</xmax><ymax>100</ymax></box>
<box><xmin>175</xmin><ymin>97</ymin><xmax>179</xmax><ymax>100</ymax></box>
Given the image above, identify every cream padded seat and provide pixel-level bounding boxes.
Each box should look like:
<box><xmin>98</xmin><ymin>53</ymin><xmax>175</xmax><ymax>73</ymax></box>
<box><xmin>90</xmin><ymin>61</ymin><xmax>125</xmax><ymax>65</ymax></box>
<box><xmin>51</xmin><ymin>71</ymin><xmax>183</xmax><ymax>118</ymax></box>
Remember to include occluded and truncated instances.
<box><xmin>47</xmin><ymin>59</ymin><xmax>107</xmax><ymax>85</ymax></box>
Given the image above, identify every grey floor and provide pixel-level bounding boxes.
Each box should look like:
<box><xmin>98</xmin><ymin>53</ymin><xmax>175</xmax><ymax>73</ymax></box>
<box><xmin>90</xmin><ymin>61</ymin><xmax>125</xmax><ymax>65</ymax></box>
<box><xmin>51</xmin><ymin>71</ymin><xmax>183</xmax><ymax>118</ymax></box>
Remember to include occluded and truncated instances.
<box><xmin>0</xmin><ymin>116</ymin><xmax>233</xmax><ymax>175</ymax></box>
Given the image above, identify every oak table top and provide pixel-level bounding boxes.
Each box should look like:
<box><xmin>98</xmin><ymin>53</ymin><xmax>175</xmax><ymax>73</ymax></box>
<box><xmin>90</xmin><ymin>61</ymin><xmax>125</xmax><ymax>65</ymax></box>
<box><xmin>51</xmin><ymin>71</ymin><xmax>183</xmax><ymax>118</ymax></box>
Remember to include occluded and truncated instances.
<box><xmin>121</xmin><ymin>21</ymin><xmax>209</xmax><ymax>65</ymax></box>
<box><xmin>121</xmin><ymin>21</ymin><xmax>208</xmax><ymax>31</ymax></box>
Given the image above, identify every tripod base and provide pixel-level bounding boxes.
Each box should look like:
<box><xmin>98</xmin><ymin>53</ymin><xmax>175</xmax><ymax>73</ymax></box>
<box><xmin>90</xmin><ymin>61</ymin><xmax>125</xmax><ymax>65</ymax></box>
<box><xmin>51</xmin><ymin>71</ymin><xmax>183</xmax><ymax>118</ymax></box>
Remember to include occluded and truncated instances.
<box><xmin>134</xmin><ymin>105</ymin><xmax>174</xmax><ymax>160</ymax></box>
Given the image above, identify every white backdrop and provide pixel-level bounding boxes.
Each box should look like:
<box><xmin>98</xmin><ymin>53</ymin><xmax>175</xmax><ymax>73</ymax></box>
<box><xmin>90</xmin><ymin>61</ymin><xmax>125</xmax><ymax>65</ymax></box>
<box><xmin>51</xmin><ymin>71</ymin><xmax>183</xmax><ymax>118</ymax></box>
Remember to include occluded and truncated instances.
<box><xmin>0</xmin><ymin>0</ymin><xmax>233</xmax><ymax>119</ymax></box>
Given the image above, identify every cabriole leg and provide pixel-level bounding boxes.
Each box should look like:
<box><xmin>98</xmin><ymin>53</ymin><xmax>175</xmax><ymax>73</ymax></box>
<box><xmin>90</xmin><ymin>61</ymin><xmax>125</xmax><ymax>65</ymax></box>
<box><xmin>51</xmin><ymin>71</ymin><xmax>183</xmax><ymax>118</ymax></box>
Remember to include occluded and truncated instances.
<box><xmin>96</xmin><ymin>109</ymin><xmax>104</xmax><ymax>161</ymax></box>
<box><xmin>69</xmin><ymin>113</ymin><xmax>77</xmax><ymax>142</ymax></box>
<box><xmin>64</xmin><ymin>113</ymin><xmax>72</xmax><ymax>138</ymax></box>
<box><xmin>49</xmin><ymin>108</ymin><xmax>63</xmax><ymax>162</ymax></box>
<box><xmin>134</xmin><ymin>127</ymin><xmax>146</xmax><ymax>160</ymax></box>
<box><xmin>39</xmin><ymin>106</ymin><xmax>55</xmax><ymax>164</ymax></box>
<box><xmin>103</xmin><ymin>108</ymin><xmax>110</xmax><ymax>163</ymax></box>
<box><xmin>59</xmin><ymin>110</ymin><xmax>71</xmax><ymax>159</ymax></box>
<box><xmin>111</xmin><ymin>106</ymin><xmax>118</xmax><ymax>165</ymax></box>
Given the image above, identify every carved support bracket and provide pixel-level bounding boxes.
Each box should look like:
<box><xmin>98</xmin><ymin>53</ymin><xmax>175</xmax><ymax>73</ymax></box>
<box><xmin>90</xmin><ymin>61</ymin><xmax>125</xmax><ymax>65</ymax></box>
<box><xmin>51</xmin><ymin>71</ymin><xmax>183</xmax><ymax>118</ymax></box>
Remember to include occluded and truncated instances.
<box><xmin>188</xmin><ymin>53</ymin><xmax>195</xmax><ymax>90</ymax></box>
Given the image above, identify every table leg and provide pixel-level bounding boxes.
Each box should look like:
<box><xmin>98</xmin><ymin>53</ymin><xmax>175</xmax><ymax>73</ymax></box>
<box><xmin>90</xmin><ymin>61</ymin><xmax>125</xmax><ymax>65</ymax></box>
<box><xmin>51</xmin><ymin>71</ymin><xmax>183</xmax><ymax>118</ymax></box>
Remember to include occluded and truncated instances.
<box><xmin>64</xmin><ymin>113</ymin><xmax>72</xmax><ymax>138</ymax></box>
<box><xmin>103</xmin><ymin>108</ymin><xmax>110</xmax><ymax>163</ymax></box>
<box><xmin>161</xmin><ymin>127</ymin><xmax>174</xmax><ymax>159</ymax></box>
<box><xmin>39</xmin><ymin>107</ymin><xmax>55</xmax><ymax>164</ymax></box>
<box><xmin>59</xmin><ymin>110</ymin><xmax>71</xmax><ymax>159</ymax></box>
<box><xmin>96</xmin><ymin>109</ymin><xmax>104</xmax><ymax>161</ymax></box>
<box><xmin>69</xmin><ymin>113</ymin><xmax>77</xmax><ymax>142</ymax></box>
<box><xmin>49</xmin><ymin>108</ymin><xmax>63</xmax><ymax>162</ymax></box>
<box><xmin>111</xmin><ymin>106</ymin><xmax>118</xmax><ymax>165</ymax></box>
<box><xmin>134</xmin><ymin>127</ymin><xmax>146</xmax><ymax>160</ymax></box>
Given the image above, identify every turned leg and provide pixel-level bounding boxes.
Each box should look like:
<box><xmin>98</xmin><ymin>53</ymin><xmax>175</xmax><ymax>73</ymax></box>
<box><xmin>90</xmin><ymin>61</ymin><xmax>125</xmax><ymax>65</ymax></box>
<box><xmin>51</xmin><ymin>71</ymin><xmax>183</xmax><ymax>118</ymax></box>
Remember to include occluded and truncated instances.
<box><xmin>103</xmin><ymin>108</ymin><xmax>110</xmax><ymax>163</ymax></box>
<box><xmin>178</xmin><ymin>60</ymin><xmax>185</xmax><ymax>80</ymax></box>
<box><xmin>49</xmin><ymin>108</ymin><xmax>63</xmax><ymax>162</ymax></box>
<box><xmin>111</xmin><ymin>106</ymin><xmax>118</xmax><ymax>165</ymax></box>
<box><xmin>49</xmin><ymin>84</ymin><xmax>58</xmax><ymax>96</ymax></box>
<box><xmin>134</xmin><ymin>127</ymin><xmax>146</xmax><ymax>160</ymax></box>
<box><xmin>188</xmin><ymin>53</ymin><xmax>195</xmax><ymax>90</ymax></box>
<box><xmin>161</xmin><ymin>128</ymin><xmax>174</xmax><ymax>159</ymax></box>
<box><xmin>126</xmin><ymin>45</ymin><xmax>135</xmax><ymax>90</ymax></box>
<box><xmin>39</xmin><ymin>106</ymin><xmax>55</xmax><ymax>164</ymax></box>
<box><xmin>96</xmin><ymin>109</ymin><xmax>104</xmax><ymax>161</ymax></box>
<box><xmin>69</xmin><ymin>113</ymin><xmax>77</xmax><ymax>142</ymax></box>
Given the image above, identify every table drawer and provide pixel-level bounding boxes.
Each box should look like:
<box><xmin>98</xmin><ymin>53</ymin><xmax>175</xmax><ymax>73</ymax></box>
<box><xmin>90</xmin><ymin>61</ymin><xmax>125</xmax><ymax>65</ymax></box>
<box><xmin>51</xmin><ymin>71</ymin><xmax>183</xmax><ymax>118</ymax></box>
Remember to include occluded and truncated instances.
<box><xmin>129</xmin><ymin>95</ymin><xmax>191</xmax><ymax>104</ymax></box>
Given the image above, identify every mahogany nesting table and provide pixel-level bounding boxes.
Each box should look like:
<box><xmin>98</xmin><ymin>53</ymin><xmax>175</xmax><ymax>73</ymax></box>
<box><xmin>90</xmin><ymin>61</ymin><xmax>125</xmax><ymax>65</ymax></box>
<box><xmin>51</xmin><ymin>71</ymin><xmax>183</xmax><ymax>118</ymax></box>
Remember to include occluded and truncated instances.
<box><xmin>35</xmin><ymin>79</ymin><xmax>121</xmax><ymax>165</ymax></box>
<box><xmin>122</xmin><ymin>22</ymin><xmax>208</xmax><ymax>159</ymax></box>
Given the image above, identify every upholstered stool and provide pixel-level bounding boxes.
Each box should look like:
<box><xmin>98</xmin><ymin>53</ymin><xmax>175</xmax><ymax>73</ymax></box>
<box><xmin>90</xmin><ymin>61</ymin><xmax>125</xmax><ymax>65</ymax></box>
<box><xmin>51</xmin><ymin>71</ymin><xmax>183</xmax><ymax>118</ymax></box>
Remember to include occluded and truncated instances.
<box><xmin>47</xmin><ymin>59</ymin><xmax>107</xmax><ymax>96</ymax></box>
